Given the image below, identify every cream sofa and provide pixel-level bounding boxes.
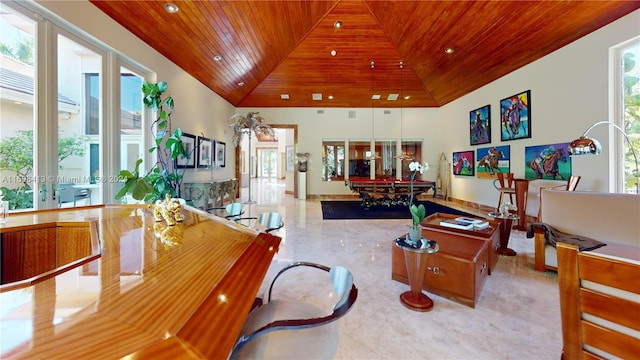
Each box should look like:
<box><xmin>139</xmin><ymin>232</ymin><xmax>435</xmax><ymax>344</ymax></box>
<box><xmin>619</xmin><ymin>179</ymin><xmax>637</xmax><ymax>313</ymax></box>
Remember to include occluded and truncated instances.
<box><xmin>525</xmin><ymin>179</ymin><xmax>566</xmax><ymax>219</ymax></box>
<box><xmin>534</xmin><ymin>189</ymin><xmax>640</xmax><ymax>271</ymax></box>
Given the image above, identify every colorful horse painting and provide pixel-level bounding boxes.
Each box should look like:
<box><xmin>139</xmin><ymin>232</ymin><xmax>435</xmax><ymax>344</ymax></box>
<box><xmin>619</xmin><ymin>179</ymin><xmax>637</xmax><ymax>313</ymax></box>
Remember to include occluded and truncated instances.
<box><xmin>476</xmin><ymin>145</ymin><xmax>510</xmax><ymax>179</ymax></box>
<box><xmin>500</xmin><ymin>90</ymin><xmax>531</xmax><ymax>141</ymax></box>
<box><xmin>470</xmin><ymin>105</ymin><xmax>490</xmax><ymax>145</ymax></box>
<box><xmin>529</xmin><ymin>148</ymin><xmax>567</xmax><ymax>179</ymax></box>
<box><xmin>478</xmin><ymin>150</ymin><xmax>504</xmax><ymax>176</ymax></box>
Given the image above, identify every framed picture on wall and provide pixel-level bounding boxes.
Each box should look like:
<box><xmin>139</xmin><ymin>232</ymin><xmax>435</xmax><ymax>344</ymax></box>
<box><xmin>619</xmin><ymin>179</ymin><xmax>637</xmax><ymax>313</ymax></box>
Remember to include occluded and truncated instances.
<box><xmin>500</xmin><ymin>90</ymin><xmax>531</xmax><ymax>141</ymax></box>
<box><xmin>215</xmin><ymin>140</ymin><xmax>226</xmax><ymax>168</ymax></box>
<box><xmin>175</xmin><ymin>133</ymin><xmax>196</xmax><ymax>168</ymax></box>
<box><xmin>197</xmin><ymin>136</ymin><xmax>213</xmax><ymax>168</ymax></box>
<box><xmin>470</xmin><ymin>104</ymin><xmax>491</xmax><ymax>145</ymax></box>
<box><xmin>476</xmin><ymin>145</ymin><xmax>510</xmax><ymax>179</ymax></box>
<box><xmin>286</xmin><ymin>146</ymin><xmax>294</xmax><ymax>171</ymax></box>
<box><xmin>452</xmin><ymin>150</ymin><xmax>475</xmax><ymax>176</ymax></box>
<box><xmin>524</xmin><ymin>142</ymin><xmax>572</xmax><ymax>180</ymax></box>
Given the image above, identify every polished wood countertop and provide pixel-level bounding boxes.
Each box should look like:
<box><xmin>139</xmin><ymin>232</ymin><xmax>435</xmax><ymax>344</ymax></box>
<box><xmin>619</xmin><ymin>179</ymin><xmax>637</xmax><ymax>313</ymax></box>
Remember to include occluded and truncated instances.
<box><xmin>0</xmin><ymin>205</ymin><xmax>281</xmax><ymax>359</ymax></box>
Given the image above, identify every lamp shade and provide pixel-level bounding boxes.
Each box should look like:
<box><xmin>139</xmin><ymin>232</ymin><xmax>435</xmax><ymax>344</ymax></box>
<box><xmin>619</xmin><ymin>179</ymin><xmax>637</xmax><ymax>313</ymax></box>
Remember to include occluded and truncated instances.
<box><xmin>567</xmin><ymin>136</ymin><xmax>602</xmax><ymax>156</ymax></box>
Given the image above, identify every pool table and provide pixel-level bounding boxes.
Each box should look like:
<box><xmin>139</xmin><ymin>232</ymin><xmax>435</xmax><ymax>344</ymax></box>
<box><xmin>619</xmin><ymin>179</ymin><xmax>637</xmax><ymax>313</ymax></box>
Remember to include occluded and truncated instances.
<box><xmin>346</xmin><ymin>178</ymin><xmax>436</xmax><ymax>208</ymax></box>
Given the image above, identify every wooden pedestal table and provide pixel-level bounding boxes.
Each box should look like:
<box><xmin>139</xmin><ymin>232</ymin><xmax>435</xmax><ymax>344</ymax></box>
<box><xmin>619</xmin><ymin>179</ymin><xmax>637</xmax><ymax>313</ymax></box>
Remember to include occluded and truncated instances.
<box><xmin>488</xmin><ymin>212</ymin><xmax>519</xmax><ymax>256</ymax></box>
<box><xmin>394</xmin><ymin>237</ymin><xmax>439</xmax><ymax>312</ymax></box>
<box><xmin>513</xmin><ymin>178</ymin><xmax>529</xmax><ymax>231</ymax></box>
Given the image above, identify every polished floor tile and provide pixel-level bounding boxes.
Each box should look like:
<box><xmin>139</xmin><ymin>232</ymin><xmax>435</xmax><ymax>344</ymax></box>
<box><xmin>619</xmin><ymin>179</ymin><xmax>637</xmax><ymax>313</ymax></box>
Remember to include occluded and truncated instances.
<box><xmin>239</xmin><ymin>179</ymin><xmax>562</xmax><ymax>359</ymax></box>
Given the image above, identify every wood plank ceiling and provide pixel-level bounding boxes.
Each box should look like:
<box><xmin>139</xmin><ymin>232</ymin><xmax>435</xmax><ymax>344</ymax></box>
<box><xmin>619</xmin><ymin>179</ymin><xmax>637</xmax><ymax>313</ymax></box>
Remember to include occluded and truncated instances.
<box><xmin>90</xmin><ymin>0</ymin><xmax>639</xmax><ymax>108</ymax></box>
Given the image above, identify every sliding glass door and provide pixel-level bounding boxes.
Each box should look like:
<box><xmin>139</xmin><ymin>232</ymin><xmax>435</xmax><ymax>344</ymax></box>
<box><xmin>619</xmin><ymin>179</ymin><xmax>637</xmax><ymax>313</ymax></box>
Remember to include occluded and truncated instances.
<box><xmin>0</xmin><ymin>1</ymin><xmax>148</xmax><ymax>211</ymax></box>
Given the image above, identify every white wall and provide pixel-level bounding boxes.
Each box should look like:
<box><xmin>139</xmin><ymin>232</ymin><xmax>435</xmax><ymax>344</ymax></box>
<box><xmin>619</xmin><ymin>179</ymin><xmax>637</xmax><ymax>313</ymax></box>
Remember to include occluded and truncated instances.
<box><xmin>239</xmin><ymin>9</ymin><xmax>640</xmax><ymax>208</ymax></box>
<box><xmin>38</xmin><ymin>2</ymin><xmax>639</xmax><ymax>208</ymax></box>
<box><xmin>439</xmin><ymin>9</ymin><xmax>640</xmax><ymax>207</ymax></box>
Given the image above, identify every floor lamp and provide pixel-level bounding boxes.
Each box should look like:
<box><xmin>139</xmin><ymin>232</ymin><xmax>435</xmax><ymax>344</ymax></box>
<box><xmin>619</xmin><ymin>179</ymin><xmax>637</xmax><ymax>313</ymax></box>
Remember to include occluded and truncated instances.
<box><xmin>567</xmin><ymin>120</ymin><xmax>639</xmax><ymax>193</ymax></box>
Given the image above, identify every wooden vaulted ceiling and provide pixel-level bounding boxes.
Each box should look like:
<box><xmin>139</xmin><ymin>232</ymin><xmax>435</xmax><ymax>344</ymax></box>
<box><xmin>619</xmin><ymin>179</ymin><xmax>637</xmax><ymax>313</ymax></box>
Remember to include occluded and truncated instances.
<box><xmin>90</xmin><ymin>0</ymin><xmax>639</xmax><ymax>108</ymax></box>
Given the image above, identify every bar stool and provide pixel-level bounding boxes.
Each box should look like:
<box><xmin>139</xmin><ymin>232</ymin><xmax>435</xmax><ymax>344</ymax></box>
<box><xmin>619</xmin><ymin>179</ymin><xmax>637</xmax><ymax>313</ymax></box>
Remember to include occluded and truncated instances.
<box><xmin>493</xmin><ymin>172</ymin><xmax>515</xmax><ymax>209</ymax></box>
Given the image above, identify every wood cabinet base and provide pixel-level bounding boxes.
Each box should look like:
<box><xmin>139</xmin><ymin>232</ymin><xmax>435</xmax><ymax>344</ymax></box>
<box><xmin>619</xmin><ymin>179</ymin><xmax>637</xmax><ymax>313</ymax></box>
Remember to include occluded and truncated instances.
<box><xmin>391</xmin><ymin>235</ymin><xmax>489</xmax><ymax>308</ymax></box>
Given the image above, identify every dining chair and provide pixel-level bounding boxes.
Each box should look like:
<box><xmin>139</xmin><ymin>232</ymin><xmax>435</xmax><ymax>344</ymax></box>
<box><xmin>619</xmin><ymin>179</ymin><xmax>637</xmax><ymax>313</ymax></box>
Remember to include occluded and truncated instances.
<box><xmin>235</xmin><ymin>211</ymin><xmax>284</xmax><ymax>234</ymax></box>
<box><xmin>229</xmin><ymin>262</ymin><xmax>358</xmax><ymax>360</ymax></box>
<box><xmin>562</xmin><ymin>175</ymin><xmax>581</xmax><ymax>191</ymax></box>
<box><xmin>208</xmin><ymin>202</ymin><xmax>244</xmax><ymax>220</ymax></box>
<box><xmin>58</xmin><ymin>183</ymin><xmax>91</xmax><ymax>207</ymax></box>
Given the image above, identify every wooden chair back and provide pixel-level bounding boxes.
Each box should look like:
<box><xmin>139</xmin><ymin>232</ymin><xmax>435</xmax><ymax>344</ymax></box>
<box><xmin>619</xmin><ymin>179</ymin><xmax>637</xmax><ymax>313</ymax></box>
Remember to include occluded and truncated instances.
<box><xmin>557</xmin><ymin>243</ymin><xmax>640</xmax><ymax>359</ymax></box>
<box><xmin>565</xmin><ymin>175</ymin><xmax>581</xmax><ymax>191</ymax></box>
<box><xmin>493</xmin><ymin>172</ymin><xmax>515</xmax><ymax>209</ymax></box>
<box><xmin>495</xmin><ymin>172</ymin><xmax>514</xmax><ymax>189</ymax></box>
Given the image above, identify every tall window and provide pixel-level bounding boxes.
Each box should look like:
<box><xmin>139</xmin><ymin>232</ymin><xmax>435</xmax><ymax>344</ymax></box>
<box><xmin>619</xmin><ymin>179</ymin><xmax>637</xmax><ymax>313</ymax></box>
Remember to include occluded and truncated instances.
<box><xmin>348</xmin><ymin>141</ymin><xmax>371</xmax><ymax>178</ymax></box>
<box><xmin>0</xmin><ymin>1</ymin><xmax>149</xmax><ymax>209</ymax></box>
<box><xmin>322</xmin><ymin>140</ymin><xmax>344</xmax><ymax>181</ymax></box>
<box><xmin>374</xmin><ymin>140</ymin><xmax>396</xmax><ymax>179</ymax></box>
<box><xmin>0</xmin><ymin>2</ymin><xmax>36</xmax><ymax>210</ymax></box>
<box><xmin>618</xmin><ymin>38</ymin><xmax>639</xmax><ymax>194</ymax></box>
<box><xmin>399</xmin><ymin>141</ymin><xmax>423</xmax><ymax>180</ymax></box>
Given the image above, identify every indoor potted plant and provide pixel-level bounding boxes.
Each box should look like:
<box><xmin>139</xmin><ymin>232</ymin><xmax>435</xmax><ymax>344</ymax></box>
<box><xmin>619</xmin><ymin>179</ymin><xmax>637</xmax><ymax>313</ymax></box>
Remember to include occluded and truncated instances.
<box><xmin>116</xmin><ymin>81</ymin><xmax>191</xmax><ymax>203</ymax></box>
<box><xmin>408</xmin><ymin>161</ymin><xmax>429</xmax><ymax>242</ymax></box>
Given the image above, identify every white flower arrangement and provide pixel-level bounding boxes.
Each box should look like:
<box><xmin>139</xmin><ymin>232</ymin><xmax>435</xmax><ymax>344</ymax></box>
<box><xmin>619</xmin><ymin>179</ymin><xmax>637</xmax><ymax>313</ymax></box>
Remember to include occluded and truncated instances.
<box><xmin>408</xmin><ymin>161</ymin><xmax>430</xmax><ymax>230</ymax></box>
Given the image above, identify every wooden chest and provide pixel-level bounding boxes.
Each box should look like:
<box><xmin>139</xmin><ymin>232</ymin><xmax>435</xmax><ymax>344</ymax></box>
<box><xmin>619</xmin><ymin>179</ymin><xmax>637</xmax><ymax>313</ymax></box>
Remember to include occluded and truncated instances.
<box><xmin>391</xmin><ymin>233</ymin><xmax>489</xmax><ymax>308</ymax></box>
<box><xmin>421</xmin><ymin>212</ymin><xmax>500</xmax><ymax>274</ymax></box>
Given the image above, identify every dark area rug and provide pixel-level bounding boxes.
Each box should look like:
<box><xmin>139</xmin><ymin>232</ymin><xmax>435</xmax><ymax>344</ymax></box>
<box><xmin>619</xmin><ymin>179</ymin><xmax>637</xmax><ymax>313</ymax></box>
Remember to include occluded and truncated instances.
<box><xmin>321</xmin><ymin>200</ymin><xmax>475</xmax><ymax>220</ymax></box>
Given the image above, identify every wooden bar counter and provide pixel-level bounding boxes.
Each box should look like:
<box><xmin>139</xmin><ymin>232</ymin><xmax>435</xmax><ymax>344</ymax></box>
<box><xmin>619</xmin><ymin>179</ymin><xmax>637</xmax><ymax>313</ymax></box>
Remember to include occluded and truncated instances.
<box><xmin>0</xmin><ymin>204</ymin><xmax>281</xmax><ymax>359</ymax></box>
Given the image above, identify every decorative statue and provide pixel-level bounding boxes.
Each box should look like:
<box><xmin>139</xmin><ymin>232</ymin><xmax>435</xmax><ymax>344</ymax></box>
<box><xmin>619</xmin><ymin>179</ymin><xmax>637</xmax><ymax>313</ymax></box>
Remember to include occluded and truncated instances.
<box><xmin>499</xmin><ymin>200</ymin><xmax>517</xmax><ymax>217</ymax></box>
<box><xmin>152</xmin><ymin>193</ymin><xmax>184</xmax><ymax>226</ymax></box>
<box><xmin>297</xmin><ymin>152</ymin><xmax>310</xmax><ymax>172</ymax></box>
<box><xmin>153</xmin><ymin>222</ymin><xmax>184</xmax><ymax>249</ymax></box>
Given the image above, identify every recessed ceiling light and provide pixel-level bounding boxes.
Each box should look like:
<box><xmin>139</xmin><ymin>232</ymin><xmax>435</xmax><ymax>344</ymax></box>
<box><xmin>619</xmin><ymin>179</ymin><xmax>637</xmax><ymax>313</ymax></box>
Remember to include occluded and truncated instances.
<box><xmin>404</xmin><ymin>95</ymin><xmax>411</xmax><ymax>100</ymax></box>
<box><xmin>213</xmin><ymin>55</ymin><xmax>222</xmax><ymax>61</ymax></box>
<box><xmin>238</xmin><ymin>82</ymin><xmax>245</xmax><ymax>87</ymax></box>
<box><xmin>444</xmin><ymin>47</ymin><xmax>454</xmax><ymax>54</ymax></box>
<box><xmin>330</xmin><ymin>49</ymin><xmax>337</xmax><ymax>57</ymax></box>
<box><xmin>334</xmin><ymin>21</ymin><xmax>342</xmax><ymax>29</ymax></box>
<box><xmin>164</xmin><ymin>3</ymin><xmax>179</xmax><ymax>13</ymax></box>
<box><xmin>328</xmin><ymin>95</ymin><xmax>334</xmax><ymax>100</ymax></box>
<box><xmin>281</xmin><ymin>94</ymin><xmax>290</xmax><ymax>100</ymax></box>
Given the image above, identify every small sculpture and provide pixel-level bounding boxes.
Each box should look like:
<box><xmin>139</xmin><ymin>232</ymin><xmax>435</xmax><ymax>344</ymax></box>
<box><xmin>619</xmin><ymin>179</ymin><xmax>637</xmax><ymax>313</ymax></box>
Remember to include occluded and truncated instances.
<box><xmin>296</xmin><ymin>152</ymin><xmax>310</xmax><ymax>172</ymax></box>
<box><xmin>152</xmin><ymin>193</ymin><xmax>184</xmax><ymax>225</ymax></box>
<box><xmin>499</xmin><ymin>201</ymin><xmax>517</xmax><ymax>217</ymax></box>
<box><xmin>153</xmin><ymin>222</ymin><xmax>184</xmax><ymax>249</ymax></box>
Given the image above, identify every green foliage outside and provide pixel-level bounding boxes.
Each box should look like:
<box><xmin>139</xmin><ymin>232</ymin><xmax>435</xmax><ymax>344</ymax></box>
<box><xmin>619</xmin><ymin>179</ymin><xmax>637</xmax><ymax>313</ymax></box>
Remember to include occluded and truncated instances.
<box><xmin>623</xmin><ymin>51</ymin><xmax>640</xmax><ymax>192</ymax></box>
<box><xmin>115</xmin><ymin>81</ymin><xmax>189</xmax><ymax>203</ymax></box>
<box><xmin>0</xmin><ymin>130</ymin><xmax>85</xmax><ymax>210</ymax></box>
<box><xmin>0</xmin><ymin>38</ymin><xmax>34</xmax><ymax>65</ymax></box>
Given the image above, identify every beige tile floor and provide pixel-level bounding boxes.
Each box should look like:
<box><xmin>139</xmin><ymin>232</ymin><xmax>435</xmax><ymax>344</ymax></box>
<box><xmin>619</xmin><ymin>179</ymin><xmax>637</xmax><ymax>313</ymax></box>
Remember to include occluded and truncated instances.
<box><xmin>239</xmin><ymin>178</ymin><xmax>562</xmax><ymax>359</ymax></box>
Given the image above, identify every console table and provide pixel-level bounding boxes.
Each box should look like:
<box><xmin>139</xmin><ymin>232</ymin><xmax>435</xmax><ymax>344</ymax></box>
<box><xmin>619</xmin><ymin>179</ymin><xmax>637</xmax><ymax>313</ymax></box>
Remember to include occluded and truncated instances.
<box><xmin>184</xmin><ymin>178</ymin><xmax>238</xmax><ymax>210</ymax></box>
<box><xmin>0</xmin><ymin>204</ymin><xmax>280</xmax><ymax>359</ymax></box>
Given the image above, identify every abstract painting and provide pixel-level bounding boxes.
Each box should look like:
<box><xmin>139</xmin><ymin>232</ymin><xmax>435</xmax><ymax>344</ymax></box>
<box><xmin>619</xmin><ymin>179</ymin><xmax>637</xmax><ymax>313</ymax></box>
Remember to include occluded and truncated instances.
<box><xmin>476</xmin><ymin>145</ymin><xmax>510</xmax><ymax>179</ymax></box>
<box><xmin>524</xmin><ymin>142</ymin><xmax>572</xmax><ymax>180</ymax></box>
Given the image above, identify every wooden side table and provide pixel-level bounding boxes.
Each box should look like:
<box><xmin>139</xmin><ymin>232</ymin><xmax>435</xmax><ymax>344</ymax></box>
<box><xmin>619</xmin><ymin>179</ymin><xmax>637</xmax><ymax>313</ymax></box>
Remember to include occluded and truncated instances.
<box><xmin>394</xmin><ymin>236</ymin><xmax>439</xmax><ymax>312</ymax></box>
<box><xmin>488</xmin><ymin>212</ymin><xmax>519</xmax><ymax>256</ymax></box>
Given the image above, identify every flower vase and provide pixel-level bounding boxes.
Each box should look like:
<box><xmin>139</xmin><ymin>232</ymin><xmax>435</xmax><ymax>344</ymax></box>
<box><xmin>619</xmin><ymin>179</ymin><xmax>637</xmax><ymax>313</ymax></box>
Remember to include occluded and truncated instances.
<box><xmin>408</xmin><ymin>226</ymin><xmax>423</xmax><ymax>243</ymax></box>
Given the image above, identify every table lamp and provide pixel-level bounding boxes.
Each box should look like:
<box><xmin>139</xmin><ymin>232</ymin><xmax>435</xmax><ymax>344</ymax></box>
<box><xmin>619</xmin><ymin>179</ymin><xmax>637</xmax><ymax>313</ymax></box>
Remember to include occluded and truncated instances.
<box><xmin>567</xmin><ymin>120</ymin><xmax>639</xmax><ymax>193</ymax></box>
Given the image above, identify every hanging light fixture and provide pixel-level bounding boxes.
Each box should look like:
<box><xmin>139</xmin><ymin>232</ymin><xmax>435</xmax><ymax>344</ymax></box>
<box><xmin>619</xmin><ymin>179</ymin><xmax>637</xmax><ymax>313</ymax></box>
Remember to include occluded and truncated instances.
<box><xmin>395</xmin><ymin>61</ymin><xmax>412</xmax><ymax>162</ymax></box>
<box><xmin>369</xmin><ymin>61</ymin><xmax>381</xmax><ymax>160</ymax></box>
